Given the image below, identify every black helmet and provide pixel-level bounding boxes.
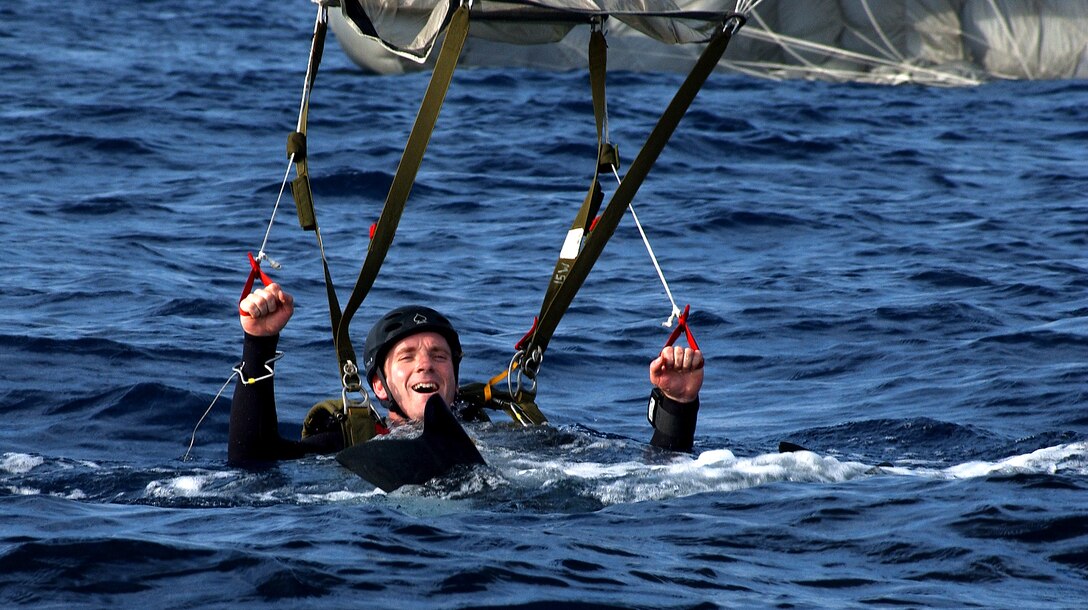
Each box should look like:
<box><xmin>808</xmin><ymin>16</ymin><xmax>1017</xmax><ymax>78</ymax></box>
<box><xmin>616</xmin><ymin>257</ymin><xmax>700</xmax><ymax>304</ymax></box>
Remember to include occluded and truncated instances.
<box><xmin>363</xmin><ymin>305</ymin><xmax>463</xmax><ymax>389</ymax></box>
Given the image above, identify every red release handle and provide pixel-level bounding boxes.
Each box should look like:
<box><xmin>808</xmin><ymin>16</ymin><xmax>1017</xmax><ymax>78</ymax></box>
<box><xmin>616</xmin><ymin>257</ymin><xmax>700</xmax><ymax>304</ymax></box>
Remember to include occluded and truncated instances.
<box><xmin>238</xmin><ymin>252</ymin><xmax>274</xmax><ymax>316</ymax></box>
<box><xmin>514</xmin><ymin>316</ymin><xmax>540</xmax><ymax>351</ymax></box>
<box><xmin>664</xmin><ymin>304</ymin><xmax>700</xmax><ymax>351</ymax></box>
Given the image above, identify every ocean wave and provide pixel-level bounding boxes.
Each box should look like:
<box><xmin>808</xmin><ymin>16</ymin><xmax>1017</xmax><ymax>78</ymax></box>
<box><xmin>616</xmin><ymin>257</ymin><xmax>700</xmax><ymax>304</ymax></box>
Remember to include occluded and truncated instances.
<box><xmin>909</xmin><ymin>268</ymin><xmax>993</xmax><ymax>289</ymax></box>
<box><xmin>778</xmin><ymin>417</ymin><xmax>1002</xmax><ymax>465</ymax></box>
<box><xmin>52</xmin><ymin>194</ymin><xmax>173</xmax><ymax>216</ymax></box>
<box><xmin>938</xmin><ymin>441</ymin><xmax>1088</xmax><ymax>479</ymax></box>
<box><xmin>693</xmin><ymin>208</ymin><xmax>819</xmax><ymax>232</ymax></box>
<box><xmin>37</xmin><ymin>132</ymin><xmax>160</xmax><ymax>157</ymax></box>
<box><xmin>974</xmin><ymin>328</ymin><xmax>1088</xmax><ymax>349</ymax></box>
<box><xmin>1</xmin><ymin>453</ymin><xmax>44</xmax><ymax>475</ymax></box>
<box><xmin>3</xmin><ymin>434</ymin><xmax>1085</xmax><ymax>515</ymax></box>
<box><xmin>0</xmin><ymin>334</ymin><xmax>152</xmax><ymax>361</ymax></box>
<box><xmin>872</xmin><ymin>301</ymin><xmax>1002</xmax><ymax>326</ymax></box>
<box><xmin>949</xmin><ymin>501</ymin><xmax>1088</xmax><ymax>547</ymax></box>
<box><xmin>310</xmin><ymin>168</ymin><xmax>395</xmax><ymax>199</ymax></box>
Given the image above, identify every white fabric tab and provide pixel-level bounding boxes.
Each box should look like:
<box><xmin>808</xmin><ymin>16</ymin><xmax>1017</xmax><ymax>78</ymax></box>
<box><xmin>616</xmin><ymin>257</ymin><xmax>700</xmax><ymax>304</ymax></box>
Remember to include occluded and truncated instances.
<box><xmin>559</xmin><ymin>228</ymin><xmax>583</xmax><ymax>260</ymax></box>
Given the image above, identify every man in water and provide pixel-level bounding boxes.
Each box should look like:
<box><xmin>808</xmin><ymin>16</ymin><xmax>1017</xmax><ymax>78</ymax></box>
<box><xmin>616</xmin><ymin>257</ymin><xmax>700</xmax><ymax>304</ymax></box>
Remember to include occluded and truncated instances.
<box><xmin>228</xmin><ymin>283</ymin><xmax>704</xmax><ymax>465</ymax></box>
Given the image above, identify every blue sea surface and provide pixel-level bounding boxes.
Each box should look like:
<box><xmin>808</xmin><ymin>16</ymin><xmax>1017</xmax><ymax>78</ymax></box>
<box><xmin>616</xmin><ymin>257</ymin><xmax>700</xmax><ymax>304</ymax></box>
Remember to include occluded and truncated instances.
<box><xmin>2</xmin><ymin>1</ymin><xmax>1087</xmax><ymax>608</ymax></box>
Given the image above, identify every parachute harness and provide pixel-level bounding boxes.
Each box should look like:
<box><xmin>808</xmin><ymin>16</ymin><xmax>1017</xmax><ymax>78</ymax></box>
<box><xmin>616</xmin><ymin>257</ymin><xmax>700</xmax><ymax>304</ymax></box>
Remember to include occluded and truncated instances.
<box><xmin>192</xmin><ymin>2</ymin><xmax>740</xmax><ymax>454</ymax></box>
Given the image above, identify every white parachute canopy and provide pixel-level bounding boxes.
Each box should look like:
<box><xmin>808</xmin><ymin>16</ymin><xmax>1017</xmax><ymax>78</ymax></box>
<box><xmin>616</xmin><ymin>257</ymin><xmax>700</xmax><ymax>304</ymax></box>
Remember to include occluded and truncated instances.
<box><xmin>332</xmin><ymin>0</ymin><xmax>738</xmax><ymax>61</ymax></box>
<box><xmin>327</xmin><ymin>0</ymin><xmax>1088</xmax><ymax>84</ymax></box>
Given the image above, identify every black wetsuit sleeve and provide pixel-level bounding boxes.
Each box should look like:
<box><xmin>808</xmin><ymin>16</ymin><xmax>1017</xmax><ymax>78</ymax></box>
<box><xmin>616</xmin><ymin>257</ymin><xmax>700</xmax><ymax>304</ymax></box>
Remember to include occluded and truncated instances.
<box><xmin>227</xmin><ymin>333</ymin><xmax>343</xmax><ymax>466</ymax></box>
<box><xmin>648</xmin><ymin>389</ymin><xmax>700</xmax><ymax>453</ymax></box>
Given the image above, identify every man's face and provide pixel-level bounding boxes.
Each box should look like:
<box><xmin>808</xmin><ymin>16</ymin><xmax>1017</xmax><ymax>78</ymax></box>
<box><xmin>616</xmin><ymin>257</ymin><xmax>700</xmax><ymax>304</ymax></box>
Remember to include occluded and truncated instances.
<box><xmin>372</xmin><ymin>331</ymin><xmax>457</xmax><ymax>422</ymax></box>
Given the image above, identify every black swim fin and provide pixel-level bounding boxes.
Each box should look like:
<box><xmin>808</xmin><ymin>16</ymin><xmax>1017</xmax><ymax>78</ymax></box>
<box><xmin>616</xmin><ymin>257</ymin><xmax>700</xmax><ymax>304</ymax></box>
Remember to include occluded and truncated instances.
<box><xmin>778</xmin><ymin>441</ymin><xmax>810</xmax><ymax>453</ymax></box>
<box><xmin>336</xmin><ymin>394</ymin><xmax>486</xmax><ymax>492</ymax></box>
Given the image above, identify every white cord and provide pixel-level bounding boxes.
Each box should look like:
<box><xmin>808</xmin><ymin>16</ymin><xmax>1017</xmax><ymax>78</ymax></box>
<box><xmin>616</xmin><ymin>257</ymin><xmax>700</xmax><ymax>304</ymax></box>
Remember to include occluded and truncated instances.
<box><xmin>192</xmin><ymin>6</ymin><xmax>331</xmax><ymax>461</ymax></box>
<box><xmin>256</xmin><ymin>157</ymin><xmax>294</xmax><ymax>270</ymax></box>
<box><xmin>739</xmin><ymin>9</ymin><xmax>981</xmax><ymax>86</ymax></box>
<box><xmin>182</xmin><ymin>352</ymin><xmax>283</xmax><ymax>461</ymax></box>
<box><xmin>254</xmin><ymin>5</ymin><xmax>328</xmax><ymax>270</ymax></box>
<box><xmin>610</xmin><ymin>166</ymin><xmax>682</xmax><ymax>327</ymax></box>
<box><xmin>182</xmin><ymin>370</ymin><xmax>238</xmax><ymax>462</ymax></box>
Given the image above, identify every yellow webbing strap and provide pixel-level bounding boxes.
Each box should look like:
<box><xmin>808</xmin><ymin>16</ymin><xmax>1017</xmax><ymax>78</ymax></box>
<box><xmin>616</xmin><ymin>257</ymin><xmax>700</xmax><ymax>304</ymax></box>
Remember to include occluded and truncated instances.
<box><xmin>482</xmin><ymin>368</ymin><xmax>510</xmax><ymax>404</ymax></box>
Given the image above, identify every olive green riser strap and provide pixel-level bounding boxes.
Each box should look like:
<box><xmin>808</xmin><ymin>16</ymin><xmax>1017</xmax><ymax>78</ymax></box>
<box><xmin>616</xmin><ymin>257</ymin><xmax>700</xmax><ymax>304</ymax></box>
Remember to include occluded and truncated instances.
<box><xmin>524</xmin><ymin>18</ymin><xmax>744</xmax><ymax>359</ymax></box>
<box><xmin>334</xmin><ymin>3</ymin><xmax>471</xmax><ymax>389</ymax></box>
<box><xmin>290</xmin><ymin>14</ymin><xmax>326</xmax><ymax>232</ymax></box>
<box><xmin>537</xmin><ymin>29</ymin><xmax>610</xmax><ymax>327</ymax></box>
<box><xmin>284</xmin><ymin>10</ymin><xmax>352</xmax><ymax>374</ymax></box>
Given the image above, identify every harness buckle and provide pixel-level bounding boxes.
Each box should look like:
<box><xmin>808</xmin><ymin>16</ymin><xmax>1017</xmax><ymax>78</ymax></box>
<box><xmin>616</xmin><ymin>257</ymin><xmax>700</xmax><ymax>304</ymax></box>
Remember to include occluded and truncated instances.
<box><xmin>340</xmin><ymin>359</ymin><xmax>382</xmax><ymax>425</ymax></box>
<box><xmin>509</xmin><ymin>346</ymin><xmax>543</xmax><ymax>398</ymax></box>
<box><xmin>341</xmin><ymin>360</ymin><xmax>363</xmax><ymax>395</ymax></box>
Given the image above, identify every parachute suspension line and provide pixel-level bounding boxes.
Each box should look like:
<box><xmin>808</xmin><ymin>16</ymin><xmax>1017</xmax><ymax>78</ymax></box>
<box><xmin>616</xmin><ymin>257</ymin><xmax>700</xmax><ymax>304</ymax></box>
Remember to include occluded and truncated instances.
<box><xmin>986</xmin><ymin>0</ymin><xmax>1033</xmax><ymax>80</ymax></box>
<box><xmin>252</xmin><ymin>5</ymin><xmax>328</xmax><ymax>270</ymax></box>
<box><xmin>746</xmin><ymin>9</ymin><xmax>855</xmax><ymax>80</ymax></box>
<box><xmin>732</xmin><ymin>0</ymin><xmax>765</xmax><ymax>14</ymax></box>
<box><xmin>517</xmin><ymin>12</ymin><xmax>745</xmax><ymax>376</ymax></box>
<box><xmin>196</xmin><ymin>5</ymin><xmax>332</xmax><ymax>457</ymax></box>
<box><xmin>738</xmin><ymin>10</ymin><xmax>982</xmax><ymax>86</ymax></box>
<box><xmin>254</xmin><ymin>159</ymin><xmax>295</xmax><ymax>270</ymax></box>
<box><xmin>183</xmin><ymin>370</ymin><xmax>238</xmax><ymax>461</ymax></box>
<box><xmin>595</xmin><ymin>17</ymin><xmax>681</xmax><ymax>328</ymax></box>
<box><xmin>609</xmin><ymin>165</ymin><xmax>682</xmax><ymax>327</ymax></box>
<box><xmin>859</xmin><ymin>0</ymin><xmax>906</xmax><ymax>63</ymax></box>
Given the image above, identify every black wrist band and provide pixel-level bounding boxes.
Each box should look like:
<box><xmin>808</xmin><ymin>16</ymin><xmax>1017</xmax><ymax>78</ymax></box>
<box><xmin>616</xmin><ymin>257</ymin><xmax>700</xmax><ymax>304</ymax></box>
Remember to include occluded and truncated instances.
<box><xmin>647</xmin><ymin>387</ymin><xmax>699</xmax><ymax>438</ymax></box>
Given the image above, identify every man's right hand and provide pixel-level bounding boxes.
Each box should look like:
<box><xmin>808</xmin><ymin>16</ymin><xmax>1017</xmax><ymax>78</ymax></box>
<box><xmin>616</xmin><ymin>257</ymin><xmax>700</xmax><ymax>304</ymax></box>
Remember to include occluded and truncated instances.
<box><xmin>239</xmin><ymin>282</ymin><xmax>294</xmax><ymax>337</ymax></box>
<box><xmin>649</xmin><ymin>345</ymin><xmax>704</xmax><ymax>403</ymax></box>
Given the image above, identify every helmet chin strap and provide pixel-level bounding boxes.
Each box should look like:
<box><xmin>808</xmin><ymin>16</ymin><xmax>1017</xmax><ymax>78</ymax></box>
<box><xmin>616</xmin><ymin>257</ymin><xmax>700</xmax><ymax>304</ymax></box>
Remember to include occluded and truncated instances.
<box><xmin>373</xmin><ymin>369</ymin><xmax>408</xmax><ymax>420</ymax></box>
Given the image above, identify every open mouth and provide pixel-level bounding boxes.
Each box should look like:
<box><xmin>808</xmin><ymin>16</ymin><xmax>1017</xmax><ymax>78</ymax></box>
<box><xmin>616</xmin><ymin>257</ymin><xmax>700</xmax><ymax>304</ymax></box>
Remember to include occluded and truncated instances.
<box><xmin>411</xmin><ymin>382</ymin><xmax>439</xmax><ymax>394</ymax></box>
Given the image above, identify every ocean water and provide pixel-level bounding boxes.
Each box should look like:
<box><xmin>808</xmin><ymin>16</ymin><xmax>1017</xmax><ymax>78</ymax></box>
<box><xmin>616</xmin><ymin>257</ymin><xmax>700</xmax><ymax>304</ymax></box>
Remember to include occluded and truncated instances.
<box><xmin>2</xmin><ymin>1</ymin><xmax>1087</xmax><ymax>608</ymax></box>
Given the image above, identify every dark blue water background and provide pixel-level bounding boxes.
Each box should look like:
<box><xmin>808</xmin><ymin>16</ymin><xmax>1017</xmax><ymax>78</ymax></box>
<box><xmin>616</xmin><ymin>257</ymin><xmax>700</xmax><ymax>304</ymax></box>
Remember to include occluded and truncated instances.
<box><xmin>1</xmin><ymin>1</ymin><xmax>1086</xmax><ymax>608</ymax></box>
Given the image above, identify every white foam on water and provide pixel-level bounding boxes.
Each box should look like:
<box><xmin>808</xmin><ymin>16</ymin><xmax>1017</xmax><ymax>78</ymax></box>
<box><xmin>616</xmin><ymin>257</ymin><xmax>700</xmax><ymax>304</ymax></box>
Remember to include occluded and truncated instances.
<box><xmin>558</xmin><ymin>460</ymin><xmax>648</xmax><ymax>479</ymax></box>
<box><xmin>871</xmin><ymin>442</ymin><xmax>1088</xmax><ymax>480</ymax></box>
<box><xmin>5</xmin><ymin>486</ymin><xmax>41</xmax><ymax>496</ymax></box>
<box><xmin>295</xmin><ymin>489</ymin><xmax>385</xmax><ymax>504</ymax></box>
<box><xmin>942</xmin><ymin>441</ymin><xmax>1088</xmax><ymax>479</ymax></box>
<box><xmin>610</xmin><ymin>449</ymin><xmax>875</xmax><ymax>503</ymax></box>
<box><xmin>1</xmin><ymin>453</ymin><xmax>45</xmax><ymax>475</ymax></box>
<box><xmin>144</xmin><ymin>471</ymin><xmax>236</xmax><ymax>498</ymax></box>
<box><xmin>500</xmin><ymin>447</ymin><xmax>875</xmax><ymax>505</ymax></box>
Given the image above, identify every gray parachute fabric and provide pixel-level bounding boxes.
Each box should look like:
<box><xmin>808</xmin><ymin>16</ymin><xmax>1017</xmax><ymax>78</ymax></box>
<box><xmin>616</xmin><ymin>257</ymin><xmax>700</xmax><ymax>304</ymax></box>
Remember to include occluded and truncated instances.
<box><xmin>329</xmin><ymin>0</ymin><xmax>1088</xmax><ymax>83</ymax></box>
<box><xmin>333</xmin><ymin>0</ymin><xmax>735</xmax><ymax>61</ymax></box>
